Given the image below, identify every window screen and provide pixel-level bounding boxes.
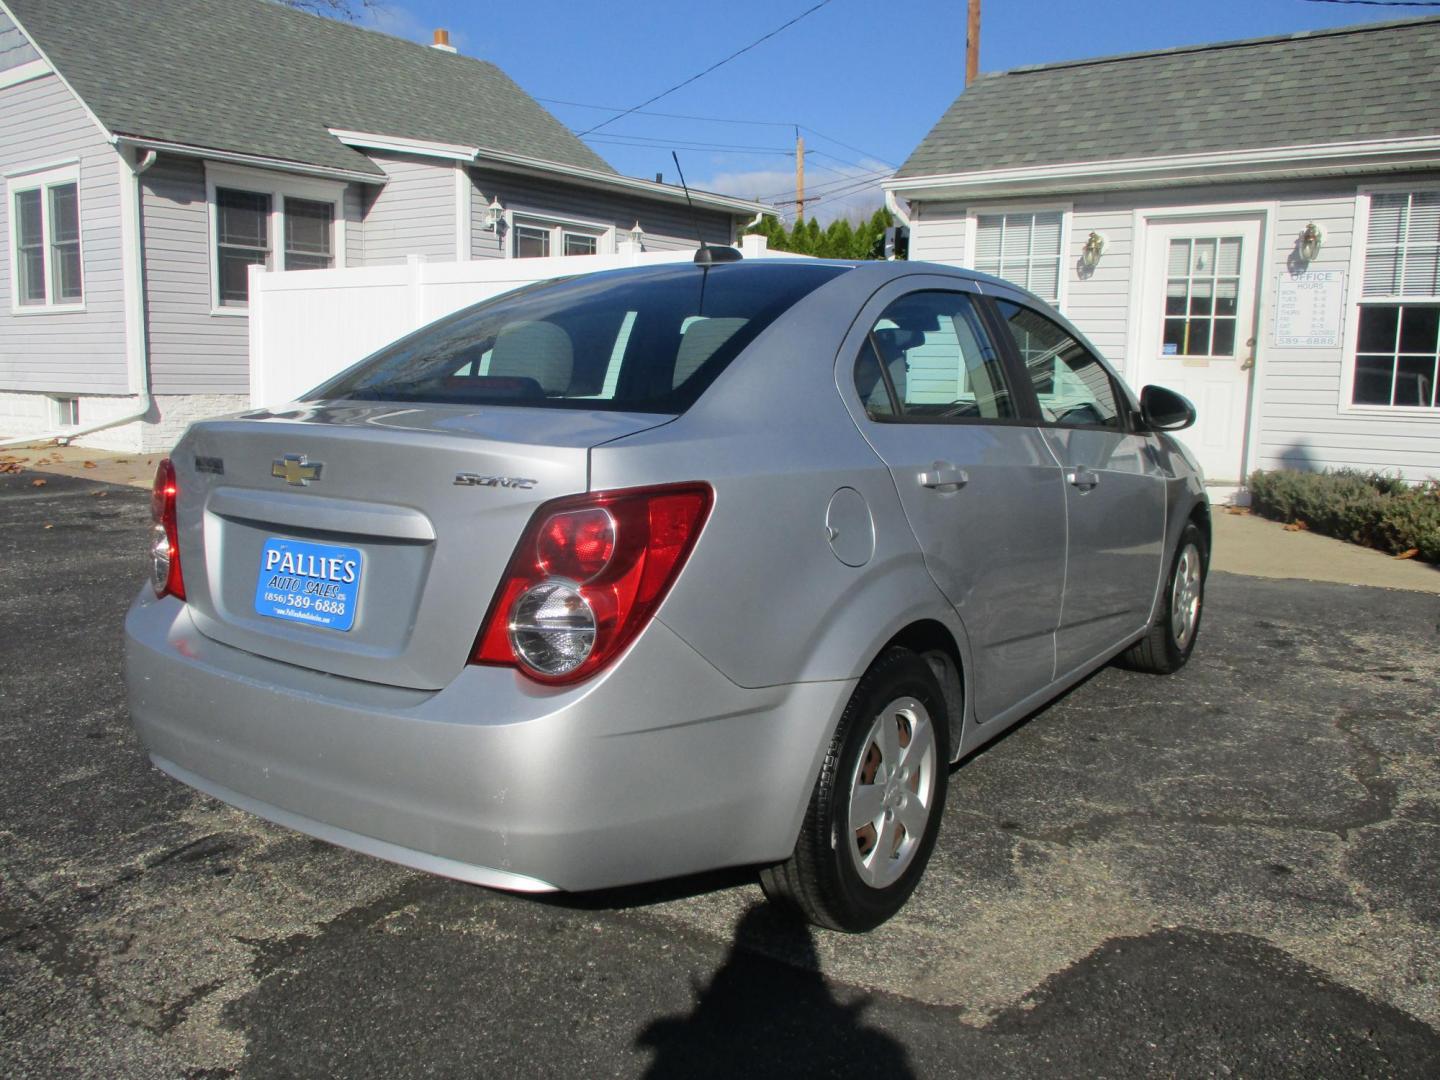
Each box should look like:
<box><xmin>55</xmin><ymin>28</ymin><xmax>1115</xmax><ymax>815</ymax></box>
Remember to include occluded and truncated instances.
<box><xmin>974</xmin><ymin>211</ymin><xmax>1064</xmax><ymax>304</ymax></box>
<box><xmin>216</xmin><ymin>188</ymin><xmax>271</xmax><ymax>304</ymax></box>
<box><xmin>1353</xmin><ymin>191</ymin><xmax>1440</xmax><ymax>407</ymax></box>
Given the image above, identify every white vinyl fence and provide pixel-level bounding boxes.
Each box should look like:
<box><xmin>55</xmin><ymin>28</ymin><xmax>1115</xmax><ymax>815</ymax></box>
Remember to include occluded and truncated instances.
<box><xmin>249</xmin><ymin>236</ymin><xmax>779</xmax><ymax>407</ymax></box>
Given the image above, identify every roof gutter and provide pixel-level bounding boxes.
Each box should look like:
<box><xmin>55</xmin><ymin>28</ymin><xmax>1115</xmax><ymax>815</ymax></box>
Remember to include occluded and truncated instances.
<box><xmin>328</xmin><ymin>128</ymin><xmax>772</xmax><ymax>218</ymax></box>
<box><xmin>884</xmin><ymin>135</ymin><xmax>1440</xmax><ymax>200</ymax></box>
<box><xmin>110</xmin><ymin>135</ymin><xmax>384</xmax><ymax>184</ymax></box>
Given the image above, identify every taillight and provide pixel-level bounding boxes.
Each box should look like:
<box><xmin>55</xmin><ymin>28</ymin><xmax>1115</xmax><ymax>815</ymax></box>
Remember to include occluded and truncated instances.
<box><xmin>150</xmin><ymin>458</ymin><xmax>185</xmax><ymax>600</ymax></box>
<box><xmin>472</xmin><ymin>483</ymin><xmax>713</xmax><ymax>684</ymax></box>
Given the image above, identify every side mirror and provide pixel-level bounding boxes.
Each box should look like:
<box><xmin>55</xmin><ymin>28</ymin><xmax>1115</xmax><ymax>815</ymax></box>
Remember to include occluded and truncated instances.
<box><xmin>1140</xmin><ymin>384</ymin><xmax>1196</xmax><ymax>432</ymax></box>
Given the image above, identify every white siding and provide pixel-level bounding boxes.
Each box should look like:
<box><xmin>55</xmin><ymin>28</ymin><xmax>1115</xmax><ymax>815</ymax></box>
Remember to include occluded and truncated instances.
<box><xmin>140</xmin><ymin>156</ymin><xmax>250</xmax><ymax>394</ymax></box>
<box><xmin>344</xmin><ymin>182</ymin><xmax>365</xmax><ymax>266</ymax></box>
<box><xmin>908</xmin><ymin>174</ymin><xmax>1440</xmax><ymax>480</ymax></box>
<box><xmin>361</xmin><ymin>153</ymin><xmax>456</xmax><ymax>264</ymax></box>
<box><xmin>0</xmin><ymin>72</ymin><xmax>127</xmax><ymax>395</ymax></box>
<box><xmin>1063</xmin><ymin>208</ymin><xmax>1133</xmax><ymax>368</ymax></box>
<box><xmin>469</xmin><ymin>166</ymin><xmax>734</xmax><ymax>260</ymax></box>
<box><xmin>907</xmin><ymin>200</ymin><xmax>967</xmax><ymax>264</ymax></box>
<box><xmin>141</xmin><ymin>155</ymin><xmax>368</xmax><ymax>395</ymax></box>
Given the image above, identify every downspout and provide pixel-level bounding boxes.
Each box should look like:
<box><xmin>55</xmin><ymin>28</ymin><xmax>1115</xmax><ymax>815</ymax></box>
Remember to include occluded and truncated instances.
<box><xmin>884</xmin><ymin>189</ymin><xmax>912</xmax><ymax>229</ymax></box>
<box><xmin>2</xmin><ymin>146</ymin><xmax>157</xmax><ymax>448</ymax></box>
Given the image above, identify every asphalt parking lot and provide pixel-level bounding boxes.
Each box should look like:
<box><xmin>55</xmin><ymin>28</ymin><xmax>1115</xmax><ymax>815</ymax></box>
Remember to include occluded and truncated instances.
<box><xmin>2</xmin><ymin>471</ymin><xmax>1438</xmax><ymax>1078</ymax></box>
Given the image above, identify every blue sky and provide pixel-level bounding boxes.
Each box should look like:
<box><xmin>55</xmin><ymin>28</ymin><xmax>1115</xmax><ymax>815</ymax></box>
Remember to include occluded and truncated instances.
<box><xmin>361</xmin><ymin>0</ymin><xmax>1407</xmax><ymax>221</ymax></box>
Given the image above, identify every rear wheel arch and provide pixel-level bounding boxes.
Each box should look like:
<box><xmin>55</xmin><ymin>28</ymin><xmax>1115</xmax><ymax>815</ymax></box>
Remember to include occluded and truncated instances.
<box><xmin>874</xmin><ymin>620</ymin><xmax>966</xmax><ymax>762</ymax></box>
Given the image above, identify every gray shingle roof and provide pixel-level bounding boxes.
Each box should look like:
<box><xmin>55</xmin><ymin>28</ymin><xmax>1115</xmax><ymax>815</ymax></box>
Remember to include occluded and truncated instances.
<box><xmin>896</xmin><ymin>16</ymin><xmax>1440</xmax><ymax>180</ymax></box>
<box><xmin>6</xmin><ymin>0</ymin><xmax>615</xmax><ymax>178</ymax></box>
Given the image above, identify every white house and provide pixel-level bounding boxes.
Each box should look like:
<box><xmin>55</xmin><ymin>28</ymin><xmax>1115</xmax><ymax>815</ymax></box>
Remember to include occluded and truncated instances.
<box><xmin>0</xmin><ymin>0</ymin><xmax>767</xmax><ymax>451</ymax></box>
<box><xmin>885</xmin><ymin>17</ymin><xmax>1440</xmax><ymax>483</ymax></box>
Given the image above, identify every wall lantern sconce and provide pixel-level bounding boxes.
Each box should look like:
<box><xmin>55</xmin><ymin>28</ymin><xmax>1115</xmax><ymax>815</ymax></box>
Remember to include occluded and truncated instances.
<box><xmin>482</xmin><ymin>196</ymin><xmax>504</xmax><ymax>232</ymax></box>
<box><xmin>629</xmin><ymin>221</ymin><xmax>645</xmax><ymax>249</ymax></box>
<box><xmin>1298</xmin><ymin>222</ymin><xmax>1323</xmax><ymax>262</ymax></box>
<box><xmin>1080</xmin><ymin>231</ymin><xmax>1106</xmax><ymax>269</ymax></box>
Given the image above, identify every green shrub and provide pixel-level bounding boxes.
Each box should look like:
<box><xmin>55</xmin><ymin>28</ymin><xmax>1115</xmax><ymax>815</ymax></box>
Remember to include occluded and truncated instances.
<box><xmin>1246</xmin><ymin>469</ymin><xmax>1440</xmax><ymax>563</ymax></box>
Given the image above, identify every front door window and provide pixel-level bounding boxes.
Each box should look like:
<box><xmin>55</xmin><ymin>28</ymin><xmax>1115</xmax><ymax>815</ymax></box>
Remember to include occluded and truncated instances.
<box><xmin>1163</xmin><ymin>237</ymin><xmax>1242</xmax><ymax>358</ymax></box>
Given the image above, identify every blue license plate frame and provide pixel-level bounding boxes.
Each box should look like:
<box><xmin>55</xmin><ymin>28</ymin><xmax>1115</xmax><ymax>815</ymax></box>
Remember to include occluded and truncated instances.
<box><xmin>253</xmin><ymin>537</ymin><xmax>362</xmax><ymax>632</ymax></box>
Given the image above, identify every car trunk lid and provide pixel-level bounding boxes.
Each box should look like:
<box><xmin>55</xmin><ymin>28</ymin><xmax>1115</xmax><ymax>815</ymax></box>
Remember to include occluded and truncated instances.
<box><xmin>172</xmin><ymin>402</ymin><xmax>671</xmax><ymax>689</ymax></box>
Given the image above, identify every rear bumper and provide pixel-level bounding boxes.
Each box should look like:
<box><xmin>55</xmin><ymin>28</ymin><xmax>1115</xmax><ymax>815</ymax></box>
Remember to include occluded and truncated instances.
<box><xmin>123</xmin><ymin>590</ymin><xmax>853</xmax><ymax>892</ymax></box>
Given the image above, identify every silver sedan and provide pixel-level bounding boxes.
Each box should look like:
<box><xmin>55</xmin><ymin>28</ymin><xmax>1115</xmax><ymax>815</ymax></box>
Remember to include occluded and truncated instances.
<box><xmin>125</xmin><ymin>253</ymin><xmax>1208</xmax><ymax>931</ymax></box>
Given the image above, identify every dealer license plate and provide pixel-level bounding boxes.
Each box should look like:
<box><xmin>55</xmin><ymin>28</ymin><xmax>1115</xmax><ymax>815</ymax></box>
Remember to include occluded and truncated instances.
<box><xmin>253</xmin><ymin>537</ymin><xmax>362</xmax><ymax>632</ymax></box>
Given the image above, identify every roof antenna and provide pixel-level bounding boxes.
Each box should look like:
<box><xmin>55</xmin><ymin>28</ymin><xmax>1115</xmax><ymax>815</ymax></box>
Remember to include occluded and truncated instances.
<box><xmin>672</xmin><ymin>152</ymin><xmax>741</xmax><ymax>266</ymax></box>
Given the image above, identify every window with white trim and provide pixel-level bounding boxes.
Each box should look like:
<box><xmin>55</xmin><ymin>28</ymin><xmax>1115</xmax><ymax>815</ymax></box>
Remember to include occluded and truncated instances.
<box><xmin>8</xmin><ymin>165</ymin><xmax>83</xmax><ymax>310</ymax></box>
<box><xmin>206</xmin><ymin>165</ymin><xmax>344</xmax><ymax>309</ymax></box>
<box><xmin>1353</xmin><ymin>190</ymin><xmax>1440</xmax><ymax>408</ymax></box>
<box><xmin>973</xmin><ymin>210</ymin><xmax>1064</xmax><ymax>304</ymax></box>
<box><xmin>512</xmin><ymin>216</ymin><xmax>607</xmax><ymax>259</ymax></box>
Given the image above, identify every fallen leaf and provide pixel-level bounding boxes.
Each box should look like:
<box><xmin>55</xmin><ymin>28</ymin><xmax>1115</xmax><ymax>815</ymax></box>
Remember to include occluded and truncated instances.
<box><xmin>115</xmin><ymin>458</ymin><xmax>130</xmax><ymax>463</ymax></box>
<box><xmin>43</xmin><ymin>523</ymin><xmax>53</xmax><ymax>530</ymax></box>
<box><xmin>1224</xmin><ymin>506</ymin><xmax>1252</xmax><ymax>515</ymax></box>
<box><xmin>83</xmin><ymin>460</ymin><xmax>97</xmax><ymax>469</ymax></box>
<box><xmin>30</xmin><ymin>478</ymin><xmax>47</xmax><ymax>488</ymax></box>
<box><xmin>90</xmin><ymin>490</ymin><xmax>108</xmax><ymax>498</ymax></box>
<box><xmin>0</xmin><ymin>462</ymin><xmax>21</xmax><ymax>474</ymax></box>
<box><xmin>1283</xmin><ymin>520</ymin><xmax>1308</xmax><ymax>532</ymax></box>
<box><xmin>1395</xmin><ymin>548</ymin><xmax>1420</xmax><ymax>560</ymax></box>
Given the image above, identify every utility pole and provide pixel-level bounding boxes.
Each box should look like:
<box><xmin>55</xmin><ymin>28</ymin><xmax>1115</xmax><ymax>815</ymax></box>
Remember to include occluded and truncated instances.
<box><xmin>966</xmin><ymin>0</ymin><xmax>981</xmax><ymax>86</ymax></box>
<box><xmin>795</xmin><ymin>128</ymin><xmax>806</xmax><ymax>224</ymax></box>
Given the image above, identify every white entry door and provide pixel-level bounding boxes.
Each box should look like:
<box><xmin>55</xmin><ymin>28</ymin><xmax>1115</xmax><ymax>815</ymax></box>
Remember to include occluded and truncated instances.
<box><xmin>1137</xmin><ymin>217</ymin><xmax>1263</xmax><ymax>482</ymax></box>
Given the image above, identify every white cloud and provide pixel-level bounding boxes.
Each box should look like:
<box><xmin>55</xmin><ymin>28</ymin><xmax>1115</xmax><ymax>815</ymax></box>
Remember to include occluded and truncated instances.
<box><xmin>694</xmin><ymin>159</ymin><xmax>891</xmax><ymax>225</ymax></box>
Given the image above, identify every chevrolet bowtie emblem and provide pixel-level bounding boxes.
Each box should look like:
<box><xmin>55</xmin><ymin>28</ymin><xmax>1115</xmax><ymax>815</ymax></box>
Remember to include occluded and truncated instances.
<box><xmin>271</xmin><ymin>454</ymin><xmax>324</xmax><ymax>486</ymax></box>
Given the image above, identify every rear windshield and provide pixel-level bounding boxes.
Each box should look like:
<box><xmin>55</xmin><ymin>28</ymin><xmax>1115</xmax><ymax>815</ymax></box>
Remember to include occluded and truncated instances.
<box><xmin>308</xmin><ymin>261</ymin><xmax>850</xmax><ymax>413</ymax></box>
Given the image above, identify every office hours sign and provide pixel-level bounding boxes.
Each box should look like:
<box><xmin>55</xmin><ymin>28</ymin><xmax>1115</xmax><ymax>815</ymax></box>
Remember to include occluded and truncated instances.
<box><xmin>1274</xmin><ymin>270</ymin><xmax>1344</xmax><ymax>349</ymax></box>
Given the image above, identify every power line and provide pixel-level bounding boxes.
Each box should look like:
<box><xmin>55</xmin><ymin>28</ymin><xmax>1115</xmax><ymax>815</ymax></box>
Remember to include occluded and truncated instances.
<box><xmin>539</xmin><ymin>104</ymin><xmax>896</xmax><ymax>170</ymax></box>
<box><xmin>540</xmin><ymin>97</ymin><xmax>795</xmax><ymax>128</ymax></box>
<box><xmin>1299</xmin><ymin>1</ymin><xmax>1440</xmax><ymax>6</ymax></box>
<box><xmin>575</xmin><ymin>0</ymin><xmax>840</xmax><ymax>136</ymax></box>
<box><xmin>584</xmin><ymin>133</ymin><xmax>797</xmax><ymax>154</ymax></box>
<box><xmin>586</xmin><ymin>137</ymin><xmax>797</xmax><ymax>158</ymax></box>
<box><xmin>760</xmin><ymin>166</ymin><xmax>892</xmax><ymax>204</ymax></box>
<box><xmin>800</xmin><ymin>126</ymin><xmax>896</xmax><ymax>168</ymax></box>
<box><xmin>582</xmin><ymin>132</ymin><xmax>875</xmax><ymax>173</ymax></box>
<box><xmin>759</xmin><ymin>165</ymin><xmax>892</xmax><ymax>201</ymax></box>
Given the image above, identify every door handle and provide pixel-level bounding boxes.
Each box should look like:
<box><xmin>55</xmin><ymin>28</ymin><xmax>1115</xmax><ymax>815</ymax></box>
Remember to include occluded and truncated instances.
<box><xmin>919</xmin><ymin>462</ymin><xmax>969</xmax><ymax>491</ymax></box>
<box><xmin>1068</xmin><ymin>466</ymin><xmax>1100</xmax><ymax>491</ymax></box>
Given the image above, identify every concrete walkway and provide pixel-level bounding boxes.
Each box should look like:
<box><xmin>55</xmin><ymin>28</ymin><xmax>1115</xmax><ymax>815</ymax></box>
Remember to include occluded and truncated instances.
<box><xmin>1</xmin><ymin>444</ymin><xmax>160</xmax><ymax>489</ymax></box>
<box><xmin>1211</xmin><ymin>508</ymin><xmax>1440</xmax><ymax>594</ymax></box>
<box><xmin>6</xmin><ymin>444</ymin><xmax>1438</xmax><ymax>593</ymax></box>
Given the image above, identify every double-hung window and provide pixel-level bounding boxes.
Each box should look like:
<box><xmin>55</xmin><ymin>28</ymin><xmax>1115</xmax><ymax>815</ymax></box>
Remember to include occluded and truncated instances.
<box><xmin>972</xmin><ymin>209</ymin><xmax>1066</xmax><ymax>306</ymax></box>
<box><xmin>8</xmin><ymin>164</ymin><xmax>83</xmax><ymax>311</ymax></box>
<box><xmin>512</xmin><ymin>215</ymin><xmax>609</xmax><ymax>259</ymax></box>
<box><xmin>207</xmin><ymin>165</ymin><xmax>344</xmax><ymax>309</ymax></box>
<box><xmin>1353</xmin><ymin>190</ymin><xmax>1440</xmax><ymax>408</ymax></box>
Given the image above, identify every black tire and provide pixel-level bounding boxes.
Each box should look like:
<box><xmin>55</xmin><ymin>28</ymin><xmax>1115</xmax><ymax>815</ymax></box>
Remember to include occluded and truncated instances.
<box><xmin>1118</xmin><ymin>521</ymin><xmax>1208</xmax><ymax>674</ymax></box>
<box><xmin>760</xmin><ymin>648</ymin><xmax>950</xmax><ymax>932</ymax></box>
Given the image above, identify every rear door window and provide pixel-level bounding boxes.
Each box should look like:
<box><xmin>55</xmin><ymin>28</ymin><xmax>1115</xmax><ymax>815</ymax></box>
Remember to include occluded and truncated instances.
<box><xmin>310</xmin><ymin>262</ymin><xmax>849</xmax><ymax>413</ymax></box>
<box><xmin>854</xmin><ymin>290</ymin><xmax>1016</xmax><ymax>422</ymax></box>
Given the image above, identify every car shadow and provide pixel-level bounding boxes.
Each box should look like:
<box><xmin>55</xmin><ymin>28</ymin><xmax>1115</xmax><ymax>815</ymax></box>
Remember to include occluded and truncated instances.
<box><xmin>950</xmin><ymin>661</ymin><xmax>1111</xmax><ymax>770</ymax></box>
<box><xmin>633</xmin><ymin>902</ymin><xmax>916</xmax><ymax>1079</ymax></box>
<box><xmin>535</xmin><ymin>864</ymin><xmax>759</xmax><ymax>912</ymax></box>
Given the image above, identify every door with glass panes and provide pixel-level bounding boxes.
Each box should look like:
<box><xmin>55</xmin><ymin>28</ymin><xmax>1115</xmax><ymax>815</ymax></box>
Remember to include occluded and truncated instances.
<box><xmin>1137</xmin><ymin>217</ymin><xmax>1263</xmax><ymax>482</ymax></box>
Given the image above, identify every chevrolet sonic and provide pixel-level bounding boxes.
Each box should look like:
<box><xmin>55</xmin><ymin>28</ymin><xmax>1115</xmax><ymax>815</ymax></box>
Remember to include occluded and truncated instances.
<box><xmin>124</xmin><ymin>253</ymin><xmax>1208</xmax><ymax>931</ymax></box>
